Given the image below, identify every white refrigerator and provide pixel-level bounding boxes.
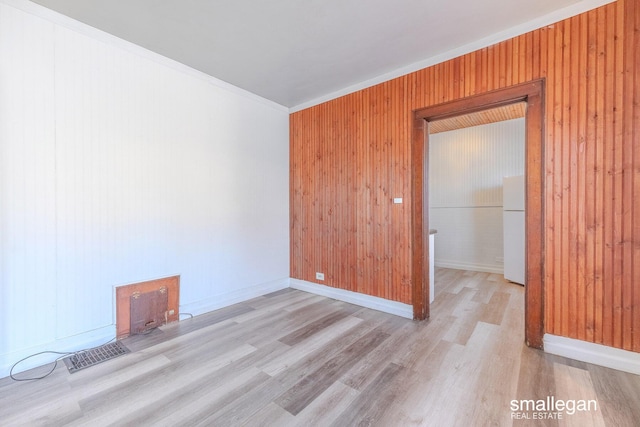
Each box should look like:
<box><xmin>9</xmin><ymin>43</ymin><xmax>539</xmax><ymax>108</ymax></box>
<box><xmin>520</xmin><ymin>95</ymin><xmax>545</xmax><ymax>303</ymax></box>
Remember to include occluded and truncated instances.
<box><xmin>503</xmin><ymin>175</ymin><xmax>525</xmax><ymax>285</ymax></box>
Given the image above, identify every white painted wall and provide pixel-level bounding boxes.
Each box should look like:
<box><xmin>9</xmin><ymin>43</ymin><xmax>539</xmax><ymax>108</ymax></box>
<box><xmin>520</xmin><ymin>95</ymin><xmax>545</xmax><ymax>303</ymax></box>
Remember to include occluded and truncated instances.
<box><xmin>429</xmin><ymin>118</ymin><xmax>524</xmax><ymax>273</ymax></box>
<box><xmin>0</xmin><ymin>2</ymin><xmax>289</xmax><ymax>377</ymax></box>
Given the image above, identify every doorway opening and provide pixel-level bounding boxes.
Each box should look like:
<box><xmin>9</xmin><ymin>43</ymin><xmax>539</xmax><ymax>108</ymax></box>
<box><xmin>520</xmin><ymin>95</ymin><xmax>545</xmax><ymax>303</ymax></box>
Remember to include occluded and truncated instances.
<box><xmin>429</xmin><ymin>102</ymin><xmax>526</xmax><ymax>281</ymax></box>
<box><xmin>411</xmin><ymin>80</ymin><xmax>545</xmax><ymax>348</ymax></box>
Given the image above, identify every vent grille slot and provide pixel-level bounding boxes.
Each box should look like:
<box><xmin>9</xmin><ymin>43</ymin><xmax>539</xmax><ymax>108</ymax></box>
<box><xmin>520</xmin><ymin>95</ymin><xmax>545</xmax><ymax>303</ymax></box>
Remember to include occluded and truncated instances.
<box><xmin>63</xmin><ymin>341</ymin><xmax>130</xmax><ymax>373</ymax></box>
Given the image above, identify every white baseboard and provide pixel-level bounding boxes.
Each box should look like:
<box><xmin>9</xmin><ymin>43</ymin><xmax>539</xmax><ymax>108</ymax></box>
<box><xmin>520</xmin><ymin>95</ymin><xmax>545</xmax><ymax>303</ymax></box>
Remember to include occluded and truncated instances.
<box><xmin>1</xmin><ymin>277</ymin><xmax>290</xmax><ymax>380</ymax></box>
<box><xmin>1</xmin><ymin>325</ymin><xmax>116</xmax><ymax>379</ymax></box>
<box><xmin>544</xmin><ymin>334</ymin><xmax>640</xmax><ymax>375</ymax></box>
<box><xmin>180</xmin><ymin>277</ymin><xmax>290</xmax><ymax>317</ymax></box>
<box><xmin>2</xmin><ymin>277</ymin><xmax>408</xmax><ymax>379</ymax></box>
<box><xmin>289</xmin><ymin>279</ymin><xmax>413</xmax><ymax>319</ymax></box>
<box><xmin>435</xmin><ymin>260</ymin><xmax>504</xmax><ymax>275</ymax></box>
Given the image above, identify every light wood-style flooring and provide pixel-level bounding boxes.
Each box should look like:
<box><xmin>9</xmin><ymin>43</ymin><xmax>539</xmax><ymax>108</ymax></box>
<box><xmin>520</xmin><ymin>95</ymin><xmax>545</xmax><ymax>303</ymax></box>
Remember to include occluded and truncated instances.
<box><xmin>1</xmin><ymin>268</ymin><xmax>639</xmax><ymax>426</ymax></box>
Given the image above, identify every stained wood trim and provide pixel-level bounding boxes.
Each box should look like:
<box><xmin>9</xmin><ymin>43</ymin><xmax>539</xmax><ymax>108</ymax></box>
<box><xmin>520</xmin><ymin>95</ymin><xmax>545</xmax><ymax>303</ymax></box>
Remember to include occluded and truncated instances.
<box><xmin>411</xmin><ymin>117</ymin><xmax>428</xmax><ymax>320</ymax></box>
<box><xmin>411</xmin><ymin>79</ymin><xmax>545</xmax><ymax>348</ymax></box>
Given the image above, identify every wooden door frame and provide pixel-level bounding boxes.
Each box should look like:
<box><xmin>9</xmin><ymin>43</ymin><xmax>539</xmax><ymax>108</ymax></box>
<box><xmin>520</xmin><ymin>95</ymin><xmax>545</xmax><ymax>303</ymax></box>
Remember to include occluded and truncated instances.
<box><xmin>411</xmin><ymin>79</ymin><xmax>545</xmax><ymax>349</ymax></box>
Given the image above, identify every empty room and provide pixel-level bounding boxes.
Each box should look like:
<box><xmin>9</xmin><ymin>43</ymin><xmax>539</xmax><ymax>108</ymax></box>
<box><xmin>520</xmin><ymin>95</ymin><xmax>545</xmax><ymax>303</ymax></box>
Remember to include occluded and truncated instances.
<box><xmin>1</xmin><ymin>0</ymin><xmax>639</xmax><ymax>425</ymax></box>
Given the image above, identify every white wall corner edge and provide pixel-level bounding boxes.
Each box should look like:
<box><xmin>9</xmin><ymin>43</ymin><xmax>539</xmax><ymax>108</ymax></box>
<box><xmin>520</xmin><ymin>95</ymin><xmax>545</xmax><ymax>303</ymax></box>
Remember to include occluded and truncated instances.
<box><xmin>289</xmin><ymin>278</ymin><xmax>413</xmax><ymax>320</ymax></box>
<box><xmin>0</xmin><ymin>325</ymin><xmax>116</xmax><ymax>380</ymax></box>
<box><xmin>544</xmin><ymin>334</ymin><xmax>640</xmax><ymax>376</ymax></box>
<box><xmin>0</xmin><ymin>0</ymin><xmax>288</xmax><ymax>114</ymax></box>
<box><xmin>179</xmin><ymin>277</ymin><xmax>290</xmax><ymax>317</ymax></box>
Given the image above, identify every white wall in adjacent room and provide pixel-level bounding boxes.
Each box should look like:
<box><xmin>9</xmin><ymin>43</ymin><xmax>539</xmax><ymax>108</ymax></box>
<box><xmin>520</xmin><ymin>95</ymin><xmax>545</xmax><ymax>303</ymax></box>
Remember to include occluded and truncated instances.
<box><xmin>0</xmin><ymin>1</ymin><xmax>289</xmax><ymax>377</ymax></box>
<box><xmin>429</xmin><ymin>118</ymin><xmax>524</xmax><ymax>273</ymax></box>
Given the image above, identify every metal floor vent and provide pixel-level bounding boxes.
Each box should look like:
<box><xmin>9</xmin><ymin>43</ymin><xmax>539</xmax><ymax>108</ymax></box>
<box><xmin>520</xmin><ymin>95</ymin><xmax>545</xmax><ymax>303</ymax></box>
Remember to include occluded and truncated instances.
<box><xmin>63</xmin><ymin>341</ymin><xmax>130</xmax><ymax>373</ymax></box>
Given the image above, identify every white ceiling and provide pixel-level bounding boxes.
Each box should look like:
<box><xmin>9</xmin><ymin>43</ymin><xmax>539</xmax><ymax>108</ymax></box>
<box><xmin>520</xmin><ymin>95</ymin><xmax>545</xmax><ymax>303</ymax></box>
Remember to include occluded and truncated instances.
<box><xmin>30</xmin><ymin>0</ymin><xmax>610</xmax><ymax>109</ymax></box>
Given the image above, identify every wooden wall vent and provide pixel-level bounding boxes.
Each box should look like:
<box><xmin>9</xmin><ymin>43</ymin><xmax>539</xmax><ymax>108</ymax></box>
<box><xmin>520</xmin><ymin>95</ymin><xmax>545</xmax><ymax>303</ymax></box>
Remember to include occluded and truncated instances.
<box><xmin>116</xmin><ymin>276</ymin><xmax>180</xmax><ymax>339</ymax></box>
<box><xmin>130</xmin><ymin>288</ymin><xmax>168</xmax><ymax>335</ymax></box>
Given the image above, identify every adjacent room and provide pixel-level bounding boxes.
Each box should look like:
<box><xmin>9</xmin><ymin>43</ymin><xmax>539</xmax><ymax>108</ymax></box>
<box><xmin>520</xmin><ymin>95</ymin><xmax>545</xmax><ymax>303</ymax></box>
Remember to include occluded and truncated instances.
<box><xmin>1</xmin><ymin>0</ymin><xmax>639</xmax><ymax>425</ymax></box>
<box><xmin>428</xmin><ymin>104</ymin><xmax>526</xmax><ymax>283</ymax></box>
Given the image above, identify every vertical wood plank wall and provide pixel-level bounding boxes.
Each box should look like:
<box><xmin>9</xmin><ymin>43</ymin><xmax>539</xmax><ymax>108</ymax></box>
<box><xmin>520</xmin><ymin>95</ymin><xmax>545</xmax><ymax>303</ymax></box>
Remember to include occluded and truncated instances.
<box><xmin>289</xmin><ymin>0</ymin><xmax>640</xmax><ymax>352</ymax></box>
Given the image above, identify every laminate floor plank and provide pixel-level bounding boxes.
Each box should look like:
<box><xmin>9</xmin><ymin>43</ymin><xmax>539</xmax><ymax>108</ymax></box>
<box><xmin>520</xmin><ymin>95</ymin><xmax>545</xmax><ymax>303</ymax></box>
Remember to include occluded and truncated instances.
<box><xmin>72</xmin><ymin>344</ymin><xmax>258</xmax><ymax>423</ymax></box>
<box><xmin>466</xmin><ymin>354</ymin><xmax>521</xmax><ymax>425</ymax></box>
<box><xmin>67</xmin><ymin>354</ymin><xmax>172</xmax><ymax>401</ymax></box>
<box><xmin>262</xmin><ymin>288</ymin><xmax>296</xmax><ymax>298</ymax></box>
<box><xmin>442</xmin><ymin>299</ymin><xmax>485</xmax><ymax>345</ymax></box>
<box><xmin>266</xmin><ymin>319</ymin><xmax>382</xmax><ymax>388</ymax></box>
<box><xmin>278</xmin><ymin>307</ymin><xmax>361</xmax><ymax>346</ymax></box>
<box><xmin>281</xmin><ymin>294</ymin><xmax>326</xmax><ymax>313</ymax></box>
<box><xmin>374</xmin><ymin>338</ymin><xmax>461</xmax><ymax>426</ymax></box>
<box><xmin>258</xmin><ymin>315</ymin><xmax>363</xmax><ymax>376</ymax></box>
<box><xmin>124</xmin><ymin>342</ymin><xmax>292</xmax><ymax>426</ymax></box>
<box><xmin>245</xmin><ymin>302</ymin><xmax>359</xmax><ymax>348</ymax></box>
<box><xmin>162</xmin><ymin>298</ymin><xmax>340</xmax><ymax>355</ymax></box>
<box><xmin>0</xmin><ymin>381</ymin><xmax>82</xmax><ymax>427</ymax></box>
<box><xmin>330</xmin><ymin>362</ymin><xmax>410</xmax><ymax>427</ymax></box>
<box><xmin>286</xmin><ymin>380</ymin><xmax>360</xmax><ymax>426</ymax></box>
<box><xmin>553</xmin><ymin>364</ymin><xmax>606</xmax><ymax>427</ymax></box>
<box><xmin>341</xmin><ymin>320</ymin><xmax>421</xmax><ymax>391</ymax></box>
<box><xmin>391</xmin><ymin>314</ymin><xmax>457</xmax><ymax>371</ymax></box>
<box><xmin>245</xmin><ymin>287</ymin><xmax>316</xmax><ymax>310</ymax></box>
<box><xmin>0</xmin><ymin>365</ymin><xmax>72</xmax><ymax>417</ymax></box>
<box><xmin>439</xmin><ymin>286</ymin><xmax>478</xmax><ymax>318</ymax></box>
<box><xmin>2</xmin><ymin>268</ymin><xmax>639</xmax><ymax>426</ymax></box>
<box><xmin>233</xmin><ymin>292</ymin><xmax>319</xmax><ymax>323</ymax></box>
<box><xmin>274</xmin><ymin>328</ymin><xmax>391</xmax><ymax>415</ymax></box>
<box><xmin>176</xmin><ymin>370</ymin><xmax>274</xmax><ymax>427</ymax></box>
<box><xmin>241</xmin><ymin>402</ymin><xmax>296</xmax><ymax>426</ymax></box>
<box><xmin>514</xmin><ymin>348</ymin><xmax>559</xmax><ymax>427</ymax></box>
<box><xmin>479</xmin><ymin>290</ymin><xmax>512</xmax><ymax>325</ymax></box>
<box><xmin>172</xmin><ymin>370</ymin><xmax>274</xmax><ymax>427</ymax></box>
<box><xmin>395</xmin><ymin>320</ymin><xmax>505</xmax><ymax>425</ymax></box>
<box><xmin>381</xmin><ymin>339</ymin><xmax>470</xmax><ymax>426</ymax></box>
<box><xmin>447</xmin><ymin>270</ymin><xmax>487</xmax><ymax>294</ymax></box>
<box><xmin>5</xmin><ymin>399</ymin><xmax>82</xmax><ymax>427</ymax></box>
<box><xmin>588</xmin><ymin>364</ymin><xmax>640</xmax><ymax>427</ymax></box>
<box><xmin>201</xmin><ymin>374</ymin><xmax>288</xmax><ymax>426</ymax></box>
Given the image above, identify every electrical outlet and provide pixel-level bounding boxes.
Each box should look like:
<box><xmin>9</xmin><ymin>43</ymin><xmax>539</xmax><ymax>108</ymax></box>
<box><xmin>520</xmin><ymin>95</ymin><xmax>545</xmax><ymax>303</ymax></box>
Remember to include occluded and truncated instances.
<box><xmin>316</xmin><ymin>272</ymin><xmax>325</xmax><ymax>281</ymax></box>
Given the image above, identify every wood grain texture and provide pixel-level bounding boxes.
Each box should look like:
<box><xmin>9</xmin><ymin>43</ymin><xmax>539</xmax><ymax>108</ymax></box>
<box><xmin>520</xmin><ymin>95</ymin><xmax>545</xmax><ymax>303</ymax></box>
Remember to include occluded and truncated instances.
<box><xmin>115</xmin><ymin>276</ymin><xmax>180</xmax><ymax>339</ymax></box>
<box><xmin>289</xmin><ymin>0</ymin><xmax>640</xmax><ymax>352</ymax></box>
<box><xmin>2</xmin><ymin>269</ymin><xmax>639</xmax><ymax>426</ymax></box>
<box><xmin>429</xmin><ymin>102</ymin><xmax>525</xmax><ymax>134</ymax></box>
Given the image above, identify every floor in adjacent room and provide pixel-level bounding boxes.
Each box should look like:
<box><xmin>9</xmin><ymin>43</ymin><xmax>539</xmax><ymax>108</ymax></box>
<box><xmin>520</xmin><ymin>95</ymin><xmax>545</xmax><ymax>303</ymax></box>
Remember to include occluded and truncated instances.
<box><xmin>1</xmin><ymin>268</ymin><xmax>639</xmax><ymax>426</ymax></box>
